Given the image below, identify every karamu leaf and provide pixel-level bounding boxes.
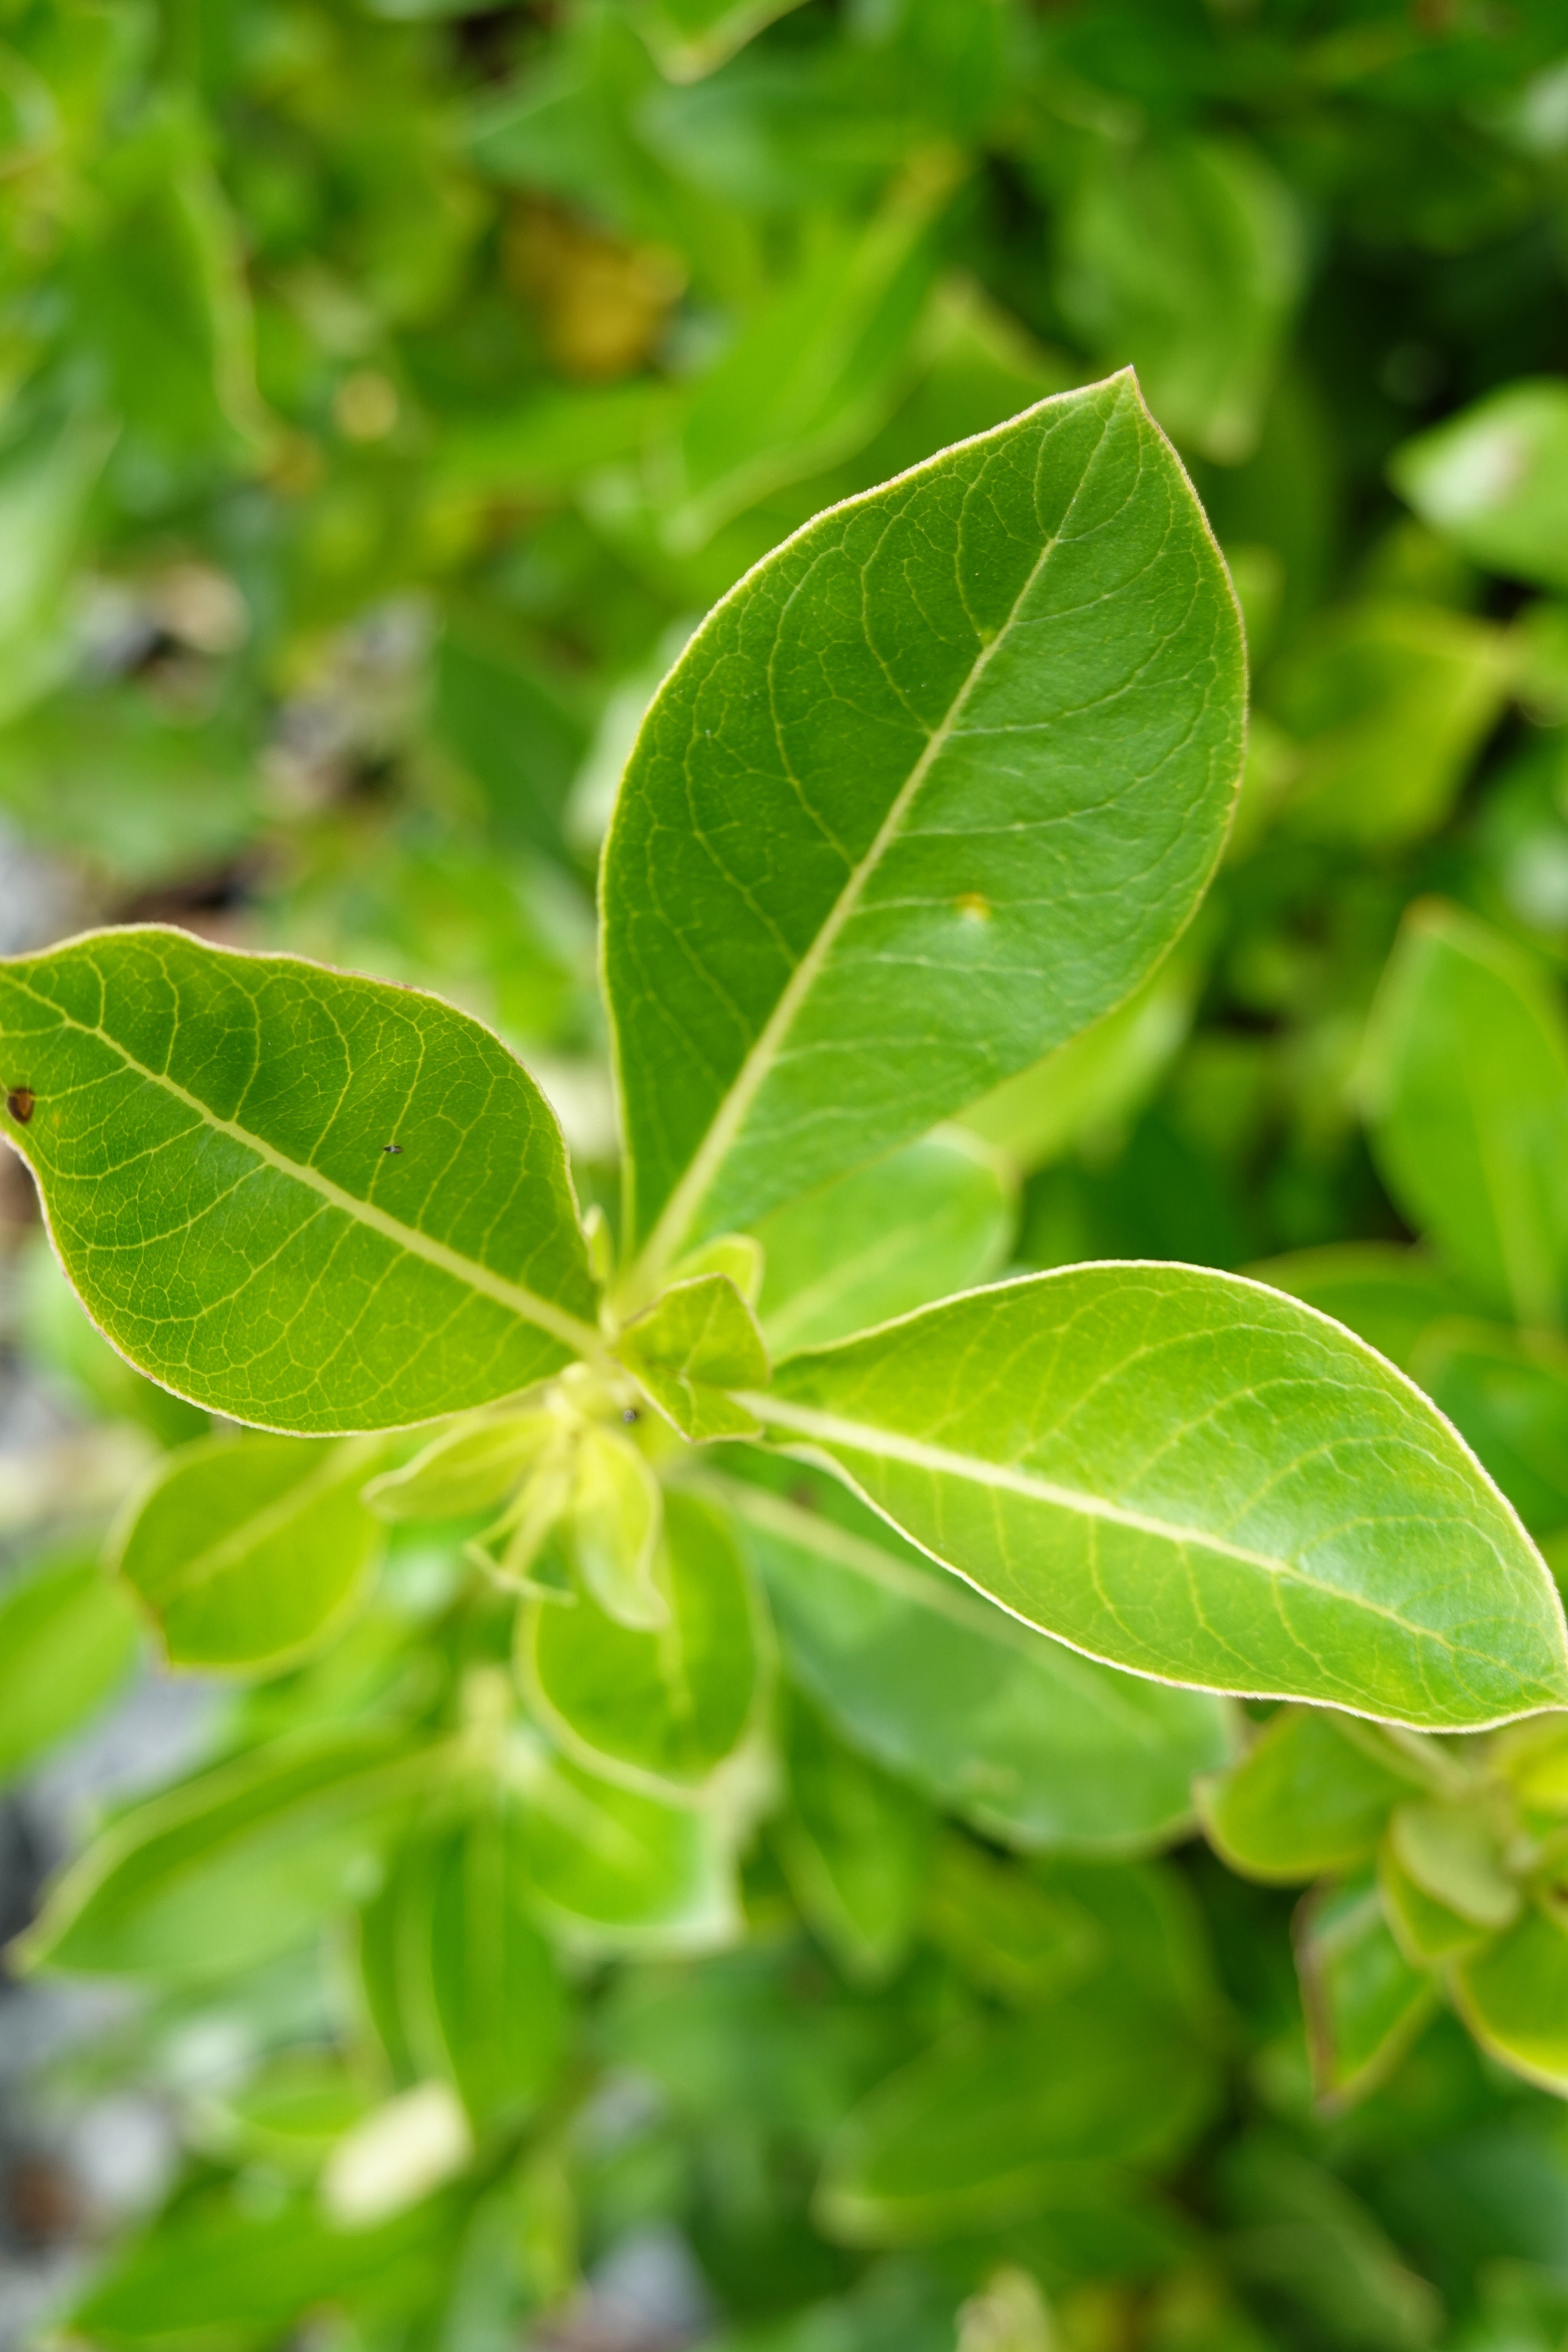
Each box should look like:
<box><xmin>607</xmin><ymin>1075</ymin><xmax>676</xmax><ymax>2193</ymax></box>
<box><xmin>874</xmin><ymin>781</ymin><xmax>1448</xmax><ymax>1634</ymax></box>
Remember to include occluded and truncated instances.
<box><xmin>518</xmin><ymin>1487</ymin><xmax>764</xmax><ymax>1796</ymax></box>
<box><xmin>1195</xmin><ymin>1709</ymin><xmax>1417</xmax><ymax>1884</ymax></box>
<box><xmin>1295</xmin><ymin>1871</ymin><xmax>1438</xmax><ymax>2110</ymax></box>
<box><xmin>615</xmin><ymin>1272</ymin><xmax>769</xmax><ymax>1440</ymax></box>
<box><xmin>426</xmin><ymin>1806</ymin><xmax>567</xmax><ymax>2135</ymax></box>
<box><xmin>718</xmin><ymin>1458</ymin><xmax>1235</xmax><ymax>1854</ymax></box>
<box><xmin>1385</xmin><ymin>1797</ymin><xmax>1520</xmax><ymax>1932</ymax></box>
<box><xmin>774</xmin><ymin>1693</ymin><xmax>932</xmax><ymax>1986</ymax></box>
<box><xmin>748</xmin><ymin>1265</ymin><xmax>1568</xmax><ymax>1730</ymax></box>
<box><xmin>1390</xmin><ymin>378</ymin><xmax>1568</xmax><ymax>591</ymax></box>
<box><xmin>1409</xmin><ymin>1319</ymin><xmax>1568</xmax><ymax>1538</ymax></box>
<box><xmin>753</xmin><ymin>1129</ymin><xmax>1014</xmax><ymax>1357</ymax></box>
<box><xmin>115</xmin><ymin>1432</ymin><xmax>384</xmax><ymax>1671</ymax></box>
<box><xmin>603</xmin><ymin>373</ymin><xmax>1245</xmax><ymax>1298</ymax></box>
<box><xmin>20</xmin><ymin>1725</ymin><xmax>432</xmax><ymax>1981</ymax></box>
<box><xmin>1452</xmin><ymin>1901</ymin><xmax>1568</xmax><ymax>2096</ymax></box>
<box><xmin>564</xmin><ymin>1422</ymin><xmax>667</xmax><ymax>1626</ymax></box>
<box><xmin>505</xmin><ymin>1734</ymin><xmax>741</xmax><ymax>1953</ymax></box>
<box><xmin>1360</xmin><ymin>902</ymin><xmax>1568</xmax><ymax>1329</ymax></box>
<box><xmin>1378</xmin><ymin>1834</ymin><xmax>1489</xmax><ymax>1967</ymax></box>
<box><xmin>921</xmin><ymin>1834</ymin><xmax>1102</xmax><ymax>2007</ymax></box>
<box><xmin>362</xmin><ymin>1410</ymin><xmax>559</xmax><ymax>1522</ymax></box>
<box><xmin>1249</xmin><ymin>1244</ymin><xmax>1468</xmax><ymax>1375</ymax></box>
<box><xmin>0</xmin><ymin>1552</ymin><xmax>140</xmax><ymax>1782</ymax></box>
<box><xmin>0</xmin><ymin>926</ymin><xmax>603</xmax><ymax>1435</ymax></box>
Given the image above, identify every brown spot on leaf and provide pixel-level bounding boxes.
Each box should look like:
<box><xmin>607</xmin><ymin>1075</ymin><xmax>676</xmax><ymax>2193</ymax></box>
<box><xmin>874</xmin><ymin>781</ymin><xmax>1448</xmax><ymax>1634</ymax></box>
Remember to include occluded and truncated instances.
<box><xmin>6</xmin><ymin>1089</ymin><xmax>34</xmax><ymax>1124</ymax></box>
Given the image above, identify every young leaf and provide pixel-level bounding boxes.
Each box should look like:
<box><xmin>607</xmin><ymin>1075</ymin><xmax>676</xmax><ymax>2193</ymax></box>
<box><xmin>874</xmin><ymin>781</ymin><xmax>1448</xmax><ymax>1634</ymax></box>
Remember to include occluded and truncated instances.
<box><xmin>1295</xmin><ymin>1871</ymin><xmax>1438</xmax><ymax>2110</ymax></box>
<box><xmin>566</xmin><ymin>1422</ymin><xmax>667</xmax><ymax>1626</ymax></box>
<box><xmin>505</xmin><ymin>1736</ymin><xmax>740</xmax><ymax>1953</ymax></box>
<box><xmin>0</xmin><ymin>1553</ymin><xmax>140</xmax><ymax>1782</ymax></box>
<box><xmin>615</xmin><ymin>1272</ymin><xmax>769</xmax><ymax>1439</ymax></box>
<box><xmin>1452</xmin><ymin>1902</ymin><xmax>1568</xmax><ymax>2096</ymax></box>
<box><xmin>1360</xmin><ymin>903</ymin><xmax>1568</xmax><ymax>1329</ymax></box>
<box><xmin>1385</xmin><ymin>1798</ymin><xmax>1520</xmax><ymax>1932</ymax></box>
<box><xmin>718</xmin><ymin>1461</ymin><xmax>1235</xmax><ymax>1854</ymax></box>
<box><xmin>519</xmin><ymin>1487</ymin><xmax>763</xmax><ymax>1795</ymax></box>
<box><xmin>1195</xmin><ymin>1709</ymin><xmax>1417</xmax><ymax>1883</ymax></box>
<box><xmin>115</xmin><ymin>1432</ymin><xmax>384</xmax><ymax>1671</ymax></box>
<box><xmin>753</xmin><ymin>1129</ymin><xmax>1014</xmax><ymax>1357</ymax></box>
<box><xmin>362</xmin><ymin>1411</ymin><xmax>558</xmax><ymax>1522</ymax></box>
<box><xmin>1390</xmin><ymin>379</ymin><xmax>1568</xmax><ymax>590</ymax></box>
<box><xmin>426</xmin><ymin>1807</ymin><xmax>567</xmax><ymax>2135</ymax></box>
<box><xmin>1378</xmin><ymin>1834</ymin><xmax>1489</xmax><ymax>1967</ymax></box>
<box><xmin>748</xmin><ymin>1265</ymin><xmax>1568</xmax><ymax>1730</ymax></box>
<box><xmin>604</xmin><ymin>373</ymin><xmax>1245</xmax><ymax>1291</ymax></box>
<box><xmin>0</xmin><ymin>926</ymin><xmax>603</xmax><ymax>1435</ymax></box>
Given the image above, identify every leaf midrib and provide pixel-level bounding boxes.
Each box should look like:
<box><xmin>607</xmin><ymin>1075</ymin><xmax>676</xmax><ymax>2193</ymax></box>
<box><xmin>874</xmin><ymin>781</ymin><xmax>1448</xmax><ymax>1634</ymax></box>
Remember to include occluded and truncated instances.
<box><xmin>622</xmin><ymin>387</ymin><xmax>1122</xmax><ymax>1300</ymax></box>
<box><xmin>13</xmin><ymin>978</ymin><xmax>605</xmax><ymax>1366</ymax></box>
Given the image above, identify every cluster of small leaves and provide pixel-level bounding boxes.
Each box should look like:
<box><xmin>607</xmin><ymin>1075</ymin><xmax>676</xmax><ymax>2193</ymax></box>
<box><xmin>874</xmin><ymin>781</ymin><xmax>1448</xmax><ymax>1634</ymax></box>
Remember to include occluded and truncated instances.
<box><xmin>6</xmin><ymin>5</ymin><xmax>1568</xmax><ymax>2352</ymax></box>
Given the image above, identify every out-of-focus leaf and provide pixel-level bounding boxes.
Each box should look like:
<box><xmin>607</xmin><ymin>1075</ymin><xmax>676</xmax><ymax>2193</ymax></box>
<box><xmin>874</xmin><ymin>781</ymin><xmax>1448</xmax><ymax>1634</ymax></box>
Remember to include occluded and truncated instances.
<box><xmin>427</xmin><ymin>1807</ymin><xmax>568</xmax><ymax>2135</ymax></box>
<box><xmin>115</xmin><ymin>1433</ymin><xmax>384</xmax><ymax>1671</ymax></box>
<box><xmin>1295</xmin><ymin>1871</ymin><xmax>1439</xmax><ymax>2110</ymax></box>
<box><xmin>506</xmin><ymin>1735</ymin><xmax>741</xmax><ymax>1952</ymax></box>
<box><xmin>921</xmin><ymin>1834</ymin><xmax>1101</xmax><ymax>2007</ymax></box>
<box><xmin>1378</xmin><ymin>1833</ymin><xmax>1489</xmax><ymax>1966</ymax></box>
<box><xmin>363</xmin><ymin>1409</ymin><xmax>557</xmax><ymax>1522</ymax></box>
<box><xmin>1196</xmin><ymin>1709</ymin><xmax>1417</xmax><ymax>1883</ymax></box>
<box><xmin>775</xmin><ymin>1694</ymin><xmax>931</xmax><ymax>1985</ymax></box>
<box><xmin>1391</xmin><ymin>380</ymin><xmax>1568</xmax><ymax>590</ymax></box>
<box><xmin>1056</xmin><ymin>132</ymin><xmax>1304</xmax><ymax>464</ymax></box>
<box><xmin>624</xmin><ymin>0</ymin><xmax>809</xmax><ymax>83</ymax></box>
<box><xmin>0</xmin><ymin>1553</ymin><xmax>139</xmax><ymax>1783</ymax></box>
<box><xmin>1248</xmin><ymin>1245</ymin><xmax>1469</xmax><ymax>1374</ymax></box>
<box><xmin>1409</xmin><ymin>1320</ymin><xmax>1568</xmax><ymax>1538</ymax></box>
<box><xmin>1361</xmin><ymin>901</ymin><xmax>1568</xmax><ymax>1327</ymax></box>
<box><xmin>1220</xmin><ymin>2135</ymin><xmax>1442</xmax><ymax>2346</ymax></box>
<box><xmin>753</xmin><ymin>1130</ymin><xmax>1014</xmax><ymax>1357</ymax></box>
<box><xmin>433</xmin><ymin>619</ymin><xmax>587</xmax><ymax>856</ymax></box>
<box><xmin>1453</xmin><ymin>1902</ymin><xmax>1568</xmax><ymax>2096</ymax></box>
<box><xmin>322</xmin><ymin>2081</ymin><xmax>474</xmax><ymax>2228</ymax></box>
<box><xmin>0</xmin><ymin>411</ymin><xmax>114</xmax><ymax>724</ymax></box>
<box><xmin>1387</xmin><ymin>1797</ymin><xmax>1519</xmax><ymax>1931</ymax></box>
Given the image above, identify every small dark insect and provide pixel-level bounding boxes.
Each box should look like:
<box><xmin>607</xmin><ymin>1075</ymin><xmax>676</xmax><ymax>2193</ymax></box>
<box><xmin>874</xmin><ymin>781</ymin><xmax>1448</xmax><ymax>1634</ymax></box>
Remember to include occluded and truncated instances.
<box><xmin>622</xmin><ymin>1407</ymin><xmax>640</xmax><ymax>1424</ymax></box>
<box><xmin>6</xmin><ymin>1088</ymin><xmax>34</xmax><ymax>1124</ymax></box>
<box><xmin>382</xmin><ymin>1143</ymin><xmax>403</xmax><ymax>1155</ymax></box>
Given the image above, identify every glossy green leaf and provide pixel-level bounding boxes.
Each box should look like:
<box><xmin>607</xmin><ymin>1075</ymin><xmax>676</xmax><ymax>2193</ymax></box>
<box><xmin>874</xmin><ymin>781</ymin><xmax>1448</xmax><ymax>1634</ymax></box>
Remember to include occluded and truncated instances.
<box><xmin>1391</xmin><ymin>380</ymin><xmax>1568</xmax><ymax>589</ymax></box>
<box><xmin>362</xmin><ymin>1410</ymin><xmax>557</xmax><ymax>1522</ymax></box>
<box><xmin>615</xmin><ymin>1272</ymin><xmax>769</xmax><ymax>1440</ymax></box>
<box><xmin>1361</xmin><ymin>902</ymin><xmax>1568</xmax><ymax>1328</ymax></box>
<box><xmin>604</xmin><ymin>373</ymin><xmax>1245</xmax><ymax>1289</ymax></box>
<box><xmin>1248</xmin><ymin>1245</ymin><xmax>1468</xmax><ymax>1375</ymax></box>
<box><xmin>1409</xmin><ymin>1320</ymin><xmax>1568</xmax><ymax>1537</ymax></box>
<box><xmin>1195</xmin><ymin>1708</ymin><xmax>1417</xmax><ymax>1883</ymax></box>
<box><xmin>426</xmin><ymin>1806</ymin><xmax>567</xmax><ymax>2134</ymax></box>
<box><xmin>718</xmin><ymin>1461</ymin><xmax>1235</xmax><ymax>1853</ymax></box>
<box><xmin>753</xmin><ymin>1130</ymin><xmax>1012</xmax><ymax>1357</ymax></box>
<box><xmin>114</xmin><ymin>1432</ymin><xmax>384</xmax><ymax>1671</ymax></box>
<box><xmin>506</xmin><ymin>1735</ymin><xmax>740</xmax><ymax>1953</ymax></box>
<box><xmin>775</xmin><ymin>1694</ymin><xmax>931</xmax><ymax>1984</ymax></box>
<box><xmin>1453</xmin><ymin>1901</ymin><xmax>1568</xmax><ymax>2095</ymax></box>
<box><xmin>0</xmin><ymin>925</ymin><xmax>602</xmax><ymax>1435</ymax></box>
<box><xmin>752</xmin><ymin>1265</ymin><xmax>1568</xmax><ymax>1730</ymax></box>
<box><xmin>0</xmin><ymin>1553</ymin><xmax>139</xmax><ymax>1782</ymax></box>
<box><xmin>22</xmin><ymin>1725</ymin><xmax>432</xmax><ymax>1980</ymax></box>
<box><xmin>1295</xmin><ymin>1872</ymin><xmax>1439</xmax><ymax>2110</ymax></box>
<box><xmin>519</xmin><ymin>1486</ymin><xmax>763</xmax><ymax>1795</ymax></box>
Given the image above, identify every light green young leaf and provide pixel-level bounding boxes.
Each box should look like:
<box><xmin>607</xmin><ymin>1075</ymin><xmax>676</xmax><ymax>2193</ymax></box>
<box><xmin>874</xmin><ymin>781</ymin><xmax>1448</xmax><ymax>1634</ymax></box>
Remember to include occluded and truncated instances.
<box><xmin>1386</xmin><ymin>1798</ymin><xmax>1519</xmax><ymax>1931</ymax></box>
<box><xmin>748</xmin><ymin>1265</ymin><xmax>1568</xmax><ymax>1730</ymax></box>
<box><xmin>1409</xmin><ymin>1320</ymin><xmax>1568</xmax><ymax>1537</ymax></box>
<box><xmin>115</xmin><ymin>1433</ymin><xmax>384</xmax><ymax>1671</ymax></box>
<box><xmin>362</xmin><ymin>1411</ymin><xmax>558</xmax><ymax>1523</ymax></box>
<box><xmin>1378</xmin><ymin>1834</ymin><xmax>1488</xmax><ymax>1967</ymax></box>
<box><xmin>519</xmin><ymin>1487</ymin><xmax>763</xmax><ymax>1795</ymax></box>
<box><xmin>426</xmin><ymin>1807</ymin><xmax>567</xmax><ymax>2135</ymax></box>
<box><xmin>1390</xmin><ymin>379</ymin><xmax>1568</xmax><ymax>590</ymax></box>
<box><xmin>753</xmin><ymin>1130</ymin><xmax>1013</xmax><ymax>1357</ymax></box>
<box><xmin>21</xmin><ymin>1725</ymin><xmax>434</xmax><ymax>1980</ymax></box>
<box><xmin>1248</xmin><ymin>1244</ymin><xmax>1468</xmax><ymax>1375</ymax></box>
<box><xmin>0</xmin><ymin>926</ymin><xmax>602</xmax><ymax>1435</ymax></box>
<box><xmin>566</xmin><ymin>1422</ymin><xmax>666</xmax><ymax>1626</ymax></box>
<box><xmin>616</xmin><ymin>1273</ymin><xmax>769</xmax><ymax>1440</ymax></box>
<box><xmin>0</xmin><ymin>1553</ymin><xmax>140</xmax><ymax>1782</ymax></box>
<box><xmin>1195</xmin><ymin>1709</ymin><xmax>1417</xmax><ymax>1884</ymax></box>
<box><xmin>1295</xmin><ymin>1872</ymin><xmax>1439</xmax><ymax>2110</ymax></box>
<box><xmin>605</xmin><ymin>374</ymin><xmax>1245</xmax><ymax>1292</ymax></box>
<box><xmin>1452</xmin><ymin>1901</ymin><xmax>1568</xmax><ymax>2095</ymax></box>
<box><xmin>775</xmin><ymin>1694</ymin><xmax>931</xmax><ymax>1985</ymax></box>
<box><xmin>717</xmin><ymin>1461</ymin><xmax>1234</xmax><ymax>1854</ymax></box>
<box><xmin>1361</xmin><ymin>902</ymin><xmax>1568</xmax><ymax>1328</ymax></box>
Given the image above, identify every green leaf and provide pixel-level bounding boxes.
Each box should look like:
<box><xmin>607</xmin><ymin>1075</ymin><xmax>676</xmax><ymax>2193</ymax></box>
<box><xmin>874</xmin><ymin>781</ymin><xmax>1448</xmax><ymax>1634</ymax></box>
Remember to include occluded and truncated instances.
<box><xmin>1453</xmin><ymin>1901</ymin><xmax>1568</xmax><ymax>2095</ymax></box>
<box><xmin>1295</xmin><ymin>1871</ymin><xmax>1439</xmax><ymax>2110</ymax></box>
<box><xmin>21</xmin><ymin>1725</ymin><xmax>432</xmax><ymax>1980</ymax></box>
<box><xmin>775</xmin><ymin>1694</ymin><xmax>931</xmax><ymax>1985</ymax></box>
<box><xmin>1195</xmin><ymin>1708</ymin><xmax>1417</xmax><ymax>1883</ymax></box>
<box><xmin>921</xmin><ymin>1834</ymin><xmax>1101</xmax><ymax>2007</ymax></box>
<box><xmin>565</xmin><ymin>1421</ymin><xmax>667</xmax><ymax>1625</ymax></box>
<box><xmin>1390</xmin><ymin>379</ymin><xmax>1568</xmax><ymax>590</ymax></box>
<box><xmin>1248</xmin><ymin>1244</ymin><xmax>1468</xmax><ymax>1374</ymax></box>
<box><xmin>114</xmin><ymin>1432</ymin><xmax>384</xmax><ymax>1671</ymax></box>
<box><xmin>816</xmin><ymin>1991</ymin><xmax>1216</xmax><ymax>2245</ymax></box>
<box><xmin>1055</xmin><ymin>133</ymin><xmax>1304</xmax><ymax>463</ymax></box>
<box><xmin>615</xmin><ymin>1272</ymin><xmax>770</xmax><ymax>1439</ymax></box>
<box><xmin>1409</xmin><ymin>1319</ymin><xmax>1568</xmax><ymax>1537</ymax></box>
<box><xmin>1378</xmin><ymin>1834</ymin><xmax>1489</xmax><ymax>1966</ymax></box>
<box><xmin>426</xmin><ymin>1805</ymin><xmax>568</xmax><ymax>2135</ymax></box>
<box><xmin>753</xmin><ymin>1130</ymin><xmax>1014</xmax><ymax>1357</ymax></box>
<box><xmin>1360</xmin><ymin>902</ymin><xmax>1568</xmax><ymax>1328</ymax></box>
<box><xmin>362</xmin><ymin>1409</ymin><xmax>559</xmax><ymax>1522</ymax></box>
<box><xmin>519</xmin><ymin>1486</ymin><xmax>764</xmax><ymax>1795</ymax></box>
<box><xmin>604</xmin><ymin>373</ymin><xmax>1245</xmax><ymax>1289</ymax></box>
<box><xmin>751</xmin><ymin>1265</ymin><xmax>1568</xmax><ymax>1730</ymax></box>
<box><xmin>1385</xmin><ymin>1797</ymin><xmax>1520</xmax><ymax>1931</ymax></box>
<box><xmin>1219</xmin><ymin>2136</ymin><xmax>1442</xmax><ymax>2346</ymax></box>
<box><xmin>0</xmin><ymin>1553</ymin><xmax>140</xmax><ymax>1782</ymax></box>
<box><xmin>0</xmin><ymin>925</ymin><xmax>602</xmax><ymax>1435</ymax></box>
<box><xmin>626</xmin><ymin>0</ymin><xmax>809</xmax><ymax>83</ymax></box>
<box><xmin>718</xmin><ymin>1461</ymin><xmax>1235</xmax><ymax>1853</ymax></box>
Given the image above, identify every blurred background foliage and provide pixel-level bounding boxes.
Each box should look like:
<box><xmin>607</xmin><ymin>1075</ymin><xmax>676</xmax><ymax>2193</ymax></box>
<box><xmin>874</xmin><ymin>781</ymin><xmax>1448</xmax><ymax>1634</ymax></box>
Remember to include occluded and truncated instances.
<box><xmin>6</xmin><ymin>0</ymin><xmax>1568</xmax><ymax>2348</ymax></box>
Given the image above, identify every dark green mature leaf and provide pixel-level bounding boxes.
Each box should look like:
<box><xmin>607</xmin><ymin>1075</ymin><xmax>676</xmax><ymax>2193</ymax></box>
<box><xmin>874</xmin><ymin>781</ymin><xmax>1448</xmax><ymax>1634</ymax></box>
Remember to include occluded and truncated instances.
<box><xmin>115</xmin><ymin>1432</ymin><xmax>384</xmax><ymax>1670</ymax></box>
<box><xmin>604</xmin><ymin>373</ymin><xmax>1244</xmax><ymax>1292</ymax></box>
<box><xmin>749</xmin><ymin>1265</ymin><xmax>1568</xmax><ymax>1729</ymax></box>
<box><xmin>0</xmin><ymin>1554</ymin><xmax>139</xmax><ymax>1782</ymax></box>
<box><xmin>719</xmin><ymin>1463</ymin><xmax>1234</xmax><ymax>1853</ymax></box>
<box><xmin>0</xmin><ymin>926</ymin><xmax>602</xmax><ymax>1435</ymax></box>
<box><xmin>775</xmin><ymin>1694</ymin><xmax>931</xmax><ymax>1985</ymax></box>
<box><xmin>1361</xmin><ymin>902</ymin><xmax>1568</xmax><ymax>1329</ymax></box>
